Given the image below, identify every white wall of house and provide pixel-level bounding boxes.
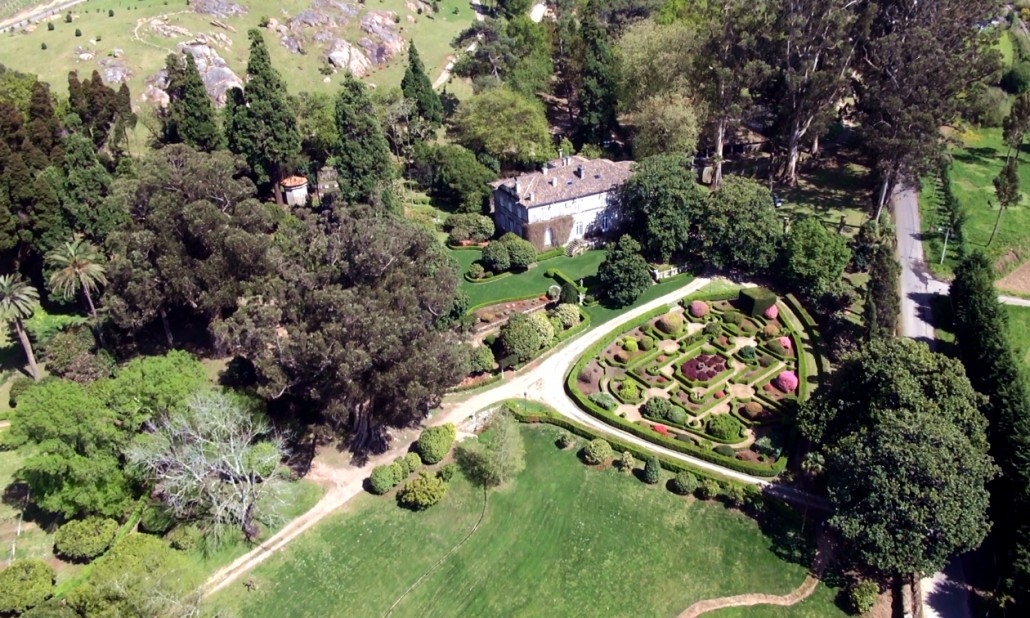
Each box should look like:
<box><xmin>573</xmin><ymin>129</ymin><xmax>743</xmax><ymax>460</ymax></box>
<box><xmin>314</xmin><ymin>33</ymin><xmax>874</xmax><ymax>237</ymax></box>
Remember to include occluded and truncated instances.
<box><xmin>494</xmin><ymin>189</ymin><xmax>616</xmax><ymax>247</ymax></box>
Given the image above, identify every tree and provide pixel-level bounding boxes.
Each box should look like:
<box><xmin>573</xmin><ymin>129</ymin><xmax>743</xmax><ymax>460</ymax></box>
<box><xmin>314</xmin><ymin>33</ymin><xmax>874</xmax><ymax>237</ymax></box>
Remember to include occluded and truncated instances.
<box><xmin>499</xmin><ymin>232</ymin><xmax>536</xmax><ymax>269</ymax></box>
<box><xmin>703</xmin><ymin>176</ymin><xmax>782</xmax><ymax>273</ymax></box>
<box><xmin>1003</xmin><ymin>92</ymin><xmax>1030</xmax><ymax>160</ymax></box>
<box><xmin>597</xmin><ymin>235</ymin><xmax>652</xmax><ymax>307</ymax></box>
<box><xmin>452</xmin><ymin>17</ymin><xmax>554</xmax><ymax>97</ymax></box>
<box><xmin>162</xmin><ymin>52</ymin><xmax>223</xmax><ymax>151</ymax></box>
<box><xmin>482</xmin><ymin>240</ymin><xmax>511</xmax><ymax>272</ymax></box>
<box><xmin>559</xmin><ymin>281</ymin><xmax>580</xmax><ymax>305</ymax></box>
<box><xmin>412</xmin><ymin>143</ymin><xmax>496</xmax><ymax>212</ymax></box>
<box><xmin>864</xmin><ymin>242</ymin><xmax>900</xmax><ymax>340</ymax></box>
<box><xmin>0</xmin><ymin>274</ymin><xmax>40</xmax><ymax>380</ymax></box>
<box><xmin>126</xmin><ymin>391</ymin><xmax>288</xmax><ymax>542</ymax></box>
<box><xmin>46</xmin><ymin>238</ymin><xmax>107</xmax><ymax>323</ymax></box>
<box><xmin>583</xmin><ymin>438</ymin><xmax>613</xmax><ymax>464</ymax></box>
<box><xmin>0</xmin><ymin>560</ymin><xmax>55</xmax><ymax>615</ymax></box>
<box><xmin>332</xmin><ymin>73</ymin><xmax>395</xmax><ymax>208</ymax></box>
<box><xmin>469</xmin><ymin>345</ymin><xmax>495</xmax><ymax>374</ymax></box>
<box><xmin>630</xmin><ymin>94</ymin><xmax>702</xmax><ymax>159</ymax></box>
<box><xmin>576</xmin><ymin>1</ymin><xmax>620</xmax><ymax>148</ymax></box>
<box><xmin>989</xmin><ymin>157</ymin><xmax>1020</xmax><ymax>247</ymax></box>
<box><xmin>643</xmin><ymin>455</ymin><xmax>661</xmax><ymax>484</ymax></box>
<box><xmin>224</xmin><ymin>30</ymin><xmax>300</xmax><ymax>202</ymax></box>
<box><xmin>784</xmin><ymin>218</ymin><xmax>850</xmax><ymax>297</ymax></box>
<box><xmin>453</xmin><ymin>86</ymin><xmax>553</xmax><ymax>168</ymax></box>
<box><xmin>214</xmin><ymin>207</ymin><xmax>467</xmax><ymax>456</ymax></box>
<box><xmin>499</xmin><ymin>313</ymin><xmax>542</xmax><ymax>364</ymax></box>
<box><xmin>455</xmin><ymin>410</ymin><xmax>525</xmax><ymax>488</ymax></box>
<box><xmin>61</xmin><ymin>133</ymin><xmax>120</xmax><ymax>240</ymax></box>
<box><xmin>401</xmin><ymin>44</ymin><xmax>443</xmax><ymax>127</ymax></box>
<box><xmin>7</xmin><ymin>379</ymin><xmax>133</xmax><ymax>517</ymax></box>
<box><xmin>798</xmin><ymin>338</ymin><xmax>994</xmax><ymax>578</ymax></box>
<box><xmin>397</xmin><ymin>472</ymin><xmax>448</xmax><ymax>510</ymax></box>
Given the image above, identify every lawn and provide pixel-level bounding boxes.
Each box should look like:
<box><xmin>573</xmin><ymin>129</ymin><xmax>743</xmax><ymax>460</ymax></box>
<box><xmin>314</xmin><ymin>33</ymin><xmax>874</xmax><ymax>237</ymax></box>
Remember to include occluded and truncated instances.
<box><xmin>1006</xmin><ymin>304</ymin><xmax>1030</xmax><ymax>368</ymax></box>
<box><xmin>456</xmin><ymin>248</ymin><xmax>606</xmax><ymax>309</ymax></box>
<box><xmin>781</xmin><ymin>161</ymin><xmax>873</xmax><ymax>237</ymax></box>
<box><xmin>920</xmin><ymin>127</ymin><xmax>1030</xmax><ymax>278</ymax></box>
<box><xmin>0</xmin><ymin>0</ymin><xmax>474</xmax><ymax>101</ymax></box>
<box><xmin>706</xmin><ymin>582</ymin><xmax>846</xmax><ymax>617</ymax></box>
<box><xmin>206</xmin><ymin>424</ymin><xmax>843</xmax><ymax>618</ymax></box>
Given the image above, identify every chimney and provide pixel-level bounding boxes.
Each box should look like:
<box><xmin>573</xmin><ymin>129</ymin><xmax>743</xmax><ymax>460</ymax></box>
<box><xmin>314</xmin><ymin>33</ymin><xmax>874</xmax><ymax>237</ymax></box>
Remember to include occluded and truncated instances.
<box><xmin>542</xmin><ymin>165</ymin><xmax>548</xmax><ymax>176</ymax></box>
<box><xmin>549</xmin><ymin>177</ymin><xmax>557</xmax><ymax>187</ymax></box>
<box><xmin>576</xmin><ymin>164</ymin><xmax>584</xmax><ymax>179</ymax></box>
<box><xmin>514</xmin><ymin>178</ymin><xmax>521</xmax><ymax>195</ymax></box>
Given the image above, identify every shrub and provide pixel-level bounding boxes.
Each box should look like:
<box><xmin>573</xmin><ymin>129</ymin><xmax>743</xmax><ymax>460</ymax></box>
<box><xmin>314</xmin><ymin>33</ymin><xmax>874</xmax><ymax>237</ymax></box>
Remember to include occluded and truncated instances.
<box><xmin>741</xmin><ymin>402</ymin><xmax>765</xmax><ymax>420</ymax></box>
<box><xmin>706</xmin><ymin>414</ymin><xmax>743</xmax><ymax>440</ymax></box>
<box><xmin>763</xmin><ymin>304</ymin><xmax>779</xmax><ymax>319</ymax></box>
<box><xmin>47</xmin><ymin>22</ymin><xmax>54</xmax><ymax>30</ymax></box>
<box><xmin>397</xmin><ymin>472</ymin><xmax>448</xmax><ymax>510</ymax></box>
<box><xmin>467</xmin><ymin>263</ymin><xmax>485</xmax><ymax>279</ymax></box>
<box><xmin>74</xmin><ymin>28</ymin><xmax>81</xmax><ymax>36</ymax></box>
<box><xmin>768</xmin><ymin>339</ymin><xmax>787</xmax><ymax>356</ymax></box>
<box><xmin>641</xmin><ymin>397</ymin><xmax>672</xmax><ymax>421</ymax></box>
<box><xmin>583</xmin><ymin>438</ymin><xmax>613</xmax><ymax>464</ymax></box>
<box><xmin>777</xmin><ymin>336</ymin><xmax>793</xmax><ymax>350</ymax></box>
<box><xmin>622</xmin><ymin>337</ymin><xmax>638</xmax><ymax>352</ymax></box>
<box><xmin>722</xmin><ymin>311</ymin><xmax>742</xmax><ymax>326</ymax></box>
<box><xmin>8</xmin><ymin>376</ymin><xmax>34</xmax><ymax>407</ymax></box>
<box><xmin>64</xmin><ymin>12</ymin><xmax>71</xmax><ymax>22</ymax></box>
<box><xmin>469</xmin><ymin>345</ymin><xmax>495</xmax><ymax>374</ymax></box>
<box><xmin>481</xmin><ymin>241</ymin><xmax>511</xmax><ymax>272</ymax></box>
<box><xmin>553</xmin><ymin>304</ymin><xmax>581</xmax><ymax>329</ymax></box>
<box><xmin>738</xmin><ymin>345</ymin><xmax>757</xmax><ymax>360</ymax></box>
<box><xmin>764</xmin><ymin>323</ymin><xmax>780</xmax><ymax>337</ymax></box>
<box><xmin>697</xmin><ymin>479</ymin><xmax>722</xmax><ymax>500</ymax></box>
<box><xmin>724</xmin><ymin>484</ymin><xmax>747</xmax><ymax>506</ymax></box>
<box><xmin>667</xmin><ymin>407</ymin><xmax>689</xmax><ymax>426</ymax></box>
<box><xmin>703</xmin><ymin>321</ymin><xmax>721</xmax><ymax>336</ymax></box>
<box><xmin>436</xmin><ymin>462</ymin><xmax>458</xmax><ymax>482</ymax></box>
<box><xmin>618</xmin><ymin>380</ymin><xmax>640</xmax><ymax>401</ymax></box>
<box><xmin>0</xmin><ymin>559</ymin><xmax>55</xmax><ymax>614</ymax></box>
<box><xmin>44</xmin><ymin>327</ymin><xmax>113</xmax><ymax>383</ymax></box>
<box><xmin>739</xmin><ymin>287</ymin><xmax>776</xmax><ymax>317</ymax></box>
<box><xmin>139</xmin><ymin>504</ymin><xmax>175</xmax><ymax>535</ymax></box>
<box><xmin>498</xmin><ymin>233</ymin><xmax>536</xmax><ymax>269</ymax></box>
<box><xmin>1003</xmin><ymin>61</ymin><xmax>1030</xmax><ymax>94</ymax></box>
<box><xmin>639</xmin><ymin>335</ymin><xmax>654</xmax><ymax>351</ymax></box>
<box><xmin>671</xmin><ymin>471</ymin><xmax>698</xmax><ymax>495</ymax></box>
<box><xmin>416</xmin><ymin>424</ymin><xmax>457</xmax><ymax>464</ymax></box>
<box><xmin>847</xmin><ymin>579</ymin><xmax>880</xmax><ymax>615</ymax></box>
<box><xmin>618</xmin><ymin>451</ymin><xmax>635</xmax><ymax>472</ymax></box>
<box><xmin>108</xmin><ymin>9</ymin><xmax>114</xmax><ymax>16</ymax></box>
<box><xmin>555</xmin><ymin>430</ymin><xmax>573</xmax><ymax>448</ymax></box>
<box><xmin>500</xmin><ymin>313</ymin><xmax>542</xmax><ymax>363</ymax></box>
<box><xmin>589</xmin><ymin>392</ymin><xmax>617</xmax><ymax>411</ymax></box>
<box><xmin>688</xmin><ymin>300</ymin><xmax>709</xmax><ymax>317</ymax></box>
<box><xmin>656</xmin><ymin>313</ymin><xmax>684</xmax><ymax>335</ymax></box>
<box><xmin>369</xmin><ymin>464</ymin><xmax>401</xmax><ymax>494</ymax></box>
<box><xmin>643</xmin><ymin>455</ymin><xmax>661</xmax><ymax>484</ymax></box>
<box><xmin>776</xmin><ymin>370</ymin><xmax>799</xmax><ymax>392</ymax></box>
<box><xmin>753</xmin><ymin>436</ymin><xmax>782</xmax><ymax>459</ymax></box>
<box><xmin>165</xmin><ymin>524</ymin><xmax>201</xmax><ymax>551</ymax></box>
<box><xmin>54</xmin><ymin>517</ymin><xmax>118</xmax><ymax>562</ymax></box>
<box><xmin>41</xmin><ymin>42</ymin><xmax>48</xmax><ymax>50</ymax></box>
<box><xmin>528</xmin><ymin>311</ymin><xmax>555</xmax><ymax>347</ymax></box>
<box><xmin>559</xmin><ymin>281</ymin><xmax>580</xmax><ymax>305</ymax></box>
<box><xmin>714</xmin><ymin>444</ymin><xmax>736</xmax><ymax>457</ymax></box>
<box><xmin>653</xmin><ymin>423</ymin><xmax>670</xmax><ymax>436</ymax></box>
<box><xmin>404</xmin><ymin>452</ymin><xmax>423</xmax><ymax>474</ymax></box>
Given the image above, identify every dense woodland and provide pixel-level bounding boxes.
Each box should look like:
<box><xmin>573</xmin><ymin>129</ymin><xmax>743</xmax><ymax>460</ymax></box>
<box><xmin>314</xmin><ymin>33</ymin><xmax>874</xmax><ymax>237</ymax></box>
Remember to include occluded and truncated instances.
<box><xmin>2</xmin><ymin>0</ymin><xmax>1030</xmax><ymax>615</ymax></box>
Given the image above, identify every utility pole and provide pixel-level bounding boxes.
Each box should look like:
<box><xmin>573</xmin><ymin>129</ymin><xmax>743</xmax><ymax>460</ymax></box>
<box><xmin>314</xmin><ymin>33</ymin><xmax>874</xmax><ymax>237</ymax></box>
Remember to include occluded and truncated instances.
<box><xmin>940</xmin><ymin>226</ymin><xmax>951</xmax><ymax>265</ymax></box>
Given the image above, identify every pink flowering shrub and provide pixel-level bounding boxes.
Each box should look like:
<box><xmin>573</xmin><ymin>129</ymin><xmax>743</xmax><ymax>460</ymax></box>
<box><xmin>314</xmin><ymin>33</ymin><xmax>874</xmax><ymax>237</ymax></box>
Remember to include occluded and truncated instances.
<box><xmin>689</xmin><ymin>300</ymin><xmax>710</xmax><ymax>318</ymax></box>
<box><xmin>776</xmin><ymin>371</ymin><xmax>799</xmax><ymax>393</ymax></box>
<box><xmin>653</xmin><ymin>424</ymin><xmax>670</xmax><ymax>436</ymax></box>
<box><xmin>777</xmin><ymin>336</ymin><xmax>792</xmax><ymax>350</ymax></box>
<box><xmin>764</xmin><ymin>305</ymin><xmax>779</xmax><ymax>320</ymax></box>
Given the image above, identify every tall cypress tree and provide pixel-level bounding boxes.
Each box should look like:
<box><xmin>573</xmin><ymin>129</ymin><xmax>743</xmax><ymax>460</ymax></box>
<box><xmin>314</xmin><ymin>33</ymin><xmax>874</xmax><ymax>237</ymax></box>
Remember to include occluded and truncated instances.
<box><xmin>332</xmin><ymin>73</ymin><xmax>395</xmax><ymax>209</ymax></box>
<box><xmin>224</xmin><ymin>30</ymin><xmax>300</xmax><ymax>202</ymax></box>
<box><xmin>576</xmin><ymin>1</ymin><xmax>619</xmax><ymax>148</ymax></box>
<box><xmin>163</xmin><ymin>53</ymin><xmax>222</xmax><ymax>151</ymax></box>
<box><xmin>401</xmin><ymin>44</ymin><xmax>443</xmax><ymax>128</ymax></box>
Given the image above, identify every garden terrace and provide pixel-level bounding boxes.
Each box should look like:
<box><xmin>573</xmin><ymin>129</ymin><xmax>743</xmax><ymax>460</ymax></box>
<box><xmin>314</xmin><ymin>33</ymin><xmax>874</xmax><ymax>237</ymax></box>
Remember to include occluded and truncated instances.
<box><xmin>567</xmin><ymin>287</ymin><xmax>824</xmax><ymax>476</ymax></box>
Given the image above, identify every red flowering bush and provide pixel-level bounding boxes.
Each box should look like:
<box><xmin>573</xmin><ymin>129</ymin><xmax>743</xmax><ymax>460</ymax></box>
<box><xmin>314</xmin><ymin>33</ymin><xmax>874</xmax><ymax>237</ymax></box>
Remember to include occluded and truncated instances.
<box><xmin>653</xmin><ymin>424</ymin><xmax>670</xmax><ymax>436</ymax></box>
<box><xmin>776</xmin><ymin>370</ymin><xmax>799</xmax><ymax>392</ymax></box>
<box><xmin>680</xmin><ymin>353</ymin><xmax>728</xmax><ymax>382</ymax></box>
<box><xmin>777</xmin><ymin>336</ymin><xmax>793</xmax><ymax>350</ymax></box>
<box><xmin>714</xmin><ymin>391</ymin><xmax>726</xmax><ymax>399</ymax></box>
<box><xmin>689</xmin><ymin>300</ymin><xmax>710</xmax><ymax>318</ymax></box>
<box><xmin>764</xmin><ymin>304</ymin><xmax>779</xmax><ymax>319</ymax></box>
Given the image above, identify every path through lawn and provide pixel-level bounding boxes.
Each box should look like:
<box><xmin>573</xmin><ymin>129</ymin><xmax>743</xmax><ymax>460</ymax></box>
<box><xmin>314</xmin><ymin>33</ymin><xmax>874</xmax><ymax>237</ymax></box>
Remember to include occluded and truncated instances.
<box><xmin>206</xmin><ymin>425</ymin><xmax>845</xmax><ymax>618</ymax></box>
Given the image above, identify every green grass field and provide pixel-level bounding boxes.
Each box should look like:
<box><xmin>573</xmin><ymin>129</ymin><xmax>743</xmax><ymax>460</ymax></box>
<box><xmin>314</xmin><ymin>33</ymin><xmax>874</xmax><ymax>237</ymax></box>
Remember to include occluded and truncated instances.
<box><xmin>0</xmin><ymin>0</ymin><xmax>473</xmax><ymax>101</ymax></box>
<box><xmin>206</xmin><ymin>424</ymin><xmax>845</xmax><ymax>618</ymax></box>
<box><xmin>1006</xmin><ymin>304</ymin><xmax>1030</xmax><ymax>367</ymax></box>
<box><xmin>781</xmin><ymin>162</ymin><xmax>873</xmax><ymax>237</ymax></box>
<box><xmin>921</xmin><ymin>128</ymin><xmax>1030</xmax><ymax>278</ymax></box>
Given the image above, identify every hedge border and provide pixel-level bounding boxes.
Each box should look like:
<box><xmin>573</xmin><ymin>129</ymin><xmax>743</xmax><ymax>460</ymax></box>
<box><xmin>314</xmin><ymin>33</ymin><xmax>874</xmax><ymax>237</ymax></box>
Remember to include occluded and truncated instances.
<box><xmin>537</xmin><ymin>247</ymin><xmax>565</xmax><ymax>262</ymax></box>
<box><xmin>446</xmin><ymin>244</ymin><xmax>487</xmax><ymax>251</ymax></box>
<box><xmin>466</xmin><ymin>293</ymin><xmax>542</xmax><ymax>317</ymax></box>
<box><xmin>447</xmin><ymin>372</ymin><xmax>504</xmax><ymax>394</ymax></box>
<box><xmin>463</xmin><ymin>271</ymin><xmax>513</xmax><ymax>285</ymax></box>
<box><xmin>544</xmin><ymin>267</ymin><xmax>587</xmax><ymax>292</ymax></box>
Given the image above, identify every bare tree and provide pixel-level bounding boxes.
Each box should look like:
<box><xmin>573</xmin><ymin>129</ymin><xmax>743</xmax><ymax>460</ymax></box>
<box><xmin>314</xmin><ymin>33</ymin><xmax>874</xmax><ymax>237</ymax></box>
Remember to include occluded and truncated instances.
<box><xmin>125</xmin><ymin>391</ymin><xmax>290</xmax><ymax>542</ymax></box>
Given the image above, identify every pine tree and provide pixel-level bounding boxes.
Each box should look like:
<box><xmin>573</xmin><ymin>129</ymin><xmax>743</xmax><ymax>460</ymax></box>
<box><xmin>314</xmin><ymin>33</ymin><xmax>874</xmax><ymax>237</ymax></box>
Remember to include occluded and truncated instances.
<box><xmin>332</xmin><ymin>73</ymin><xmax>395</xmax><ymax>208</ymax></box>
<box><xmin>164</xmin><ymin>53</ymin><xmax>222</xmax><ymax>151</ymax></box>
<box><xmin>401</xmin><ymin>44</ymin><xmax>443</xmax><ymax>128</ymax></box>
<box><xmin>224</xmin><ymin>30</ymin><xmax>300</xmax><ymax>202</ymax></box>
<box><xmin>576</xmin><ymin>1</ymin><xmax>619</xmax><ymax>148</ymax></box>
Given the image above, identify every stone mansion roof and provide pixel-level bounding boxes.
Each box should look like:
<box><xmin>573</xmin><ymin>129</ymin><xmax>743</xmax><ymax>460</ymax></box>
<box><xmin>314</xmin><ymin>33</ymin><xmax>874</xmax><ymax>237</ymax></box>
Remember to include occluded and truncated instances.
<box><xmin>491</xmin><ymin>155</ymin><xmax>633</xmax><ymax>207</ymax></box>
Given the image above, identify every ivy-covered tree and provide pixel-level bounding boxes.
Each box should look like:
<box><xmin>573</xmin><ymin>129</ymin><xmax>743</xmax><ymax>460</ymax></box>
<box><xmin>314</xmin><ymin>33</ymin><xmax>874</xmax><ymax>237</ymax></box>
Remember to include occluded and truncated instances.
<box><xmin>162</xmin><ymin>53</ymin><xmax>223</xmax><ymax>152</ymax></box>
<box><xmin>224</xmin><ymin>30</ymin><xmax>300</xmax><ymax>202</ymax></box>
<box><xmin>401</xmin><ymin>44</ymin><xmax>443</xmax><ymax>128</ymax></box>
<box><xmin>332</xmin><ymin>73</ymin><xmax>395</xmax><ymax>208</ymax></box>
<box><xmin>597</xmin><ymin>234</ymin><xmax>652</xmax><ymax>307</ymax></box>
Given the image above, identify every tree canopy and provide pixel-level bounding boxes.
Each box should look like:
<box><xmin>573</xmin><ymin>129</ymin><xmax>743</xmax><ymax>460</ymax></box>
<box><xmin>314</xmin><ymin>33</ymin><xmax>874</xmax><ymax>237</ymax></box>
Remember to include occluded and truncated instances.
<box><xmin>333</xmin><ymin>73</ymin><xmax>396</xmax><ymax>208</ymax></box>
<box><xmin>453</xmin><ymin>86</ymin><xmax>553</xmax><ymax>168</ymax></box>
<box><xmin>597</xmin><ymin>234</ymin><xmax>652</xmax><ymax>307</ymax></box>
<box><xmin>784</xmin><ymin>218</ymin><xmax>851</xmax><ymax>297</ymax></box>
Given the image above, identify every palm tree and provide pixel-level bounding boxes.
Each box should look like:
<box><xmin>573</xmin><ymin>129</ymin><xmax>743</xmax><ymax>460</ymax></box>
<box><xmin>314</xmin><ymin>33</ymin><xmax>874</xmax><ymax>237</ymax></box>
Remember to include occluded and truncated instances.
<box><xmin>46</xmin><ymin>238</ymin><xmax>108</xmax><ymax>322</ymax></box>
<box><xmin>0</xmin><ymin>275</ymin><xmax>40</xmax><ymax>380</ymax></box>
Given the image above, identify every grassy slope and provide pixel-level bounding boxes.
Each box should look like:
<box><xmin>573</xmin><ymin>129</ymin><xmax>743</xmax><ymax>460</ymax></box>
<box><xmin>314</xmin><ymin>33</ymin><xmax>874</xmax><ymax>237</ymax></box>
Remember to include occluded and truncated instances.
<box><xmin>206</xmin><ymin>425</ymin><xmax>845</xmax><ymax>618</ymax></box>
<box><xmin>0</xmin><ymin>0</ymin><xmax>473</xmax><ymax>100</ymax></box>
<box><xmin>457</xmin><ymin>248</ymin><xmax>605</xmax><ymax>309</ymax></box>
<box><xmin>1006</xmin><ymin>304</ymin><xmax>1030</xmax><ymax>367</ymax></box>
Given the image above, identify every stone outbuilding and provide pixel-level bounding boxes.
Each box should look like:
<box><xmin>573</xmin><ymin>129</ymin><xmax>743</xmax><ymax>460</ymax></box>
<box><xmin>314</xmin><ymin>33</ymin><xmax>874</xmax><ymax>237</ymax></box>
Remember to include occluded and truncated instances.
<box><xmin>280</xmin><ymin>175</ymin><xmax>309</xmax><ymax>206</ymax></box>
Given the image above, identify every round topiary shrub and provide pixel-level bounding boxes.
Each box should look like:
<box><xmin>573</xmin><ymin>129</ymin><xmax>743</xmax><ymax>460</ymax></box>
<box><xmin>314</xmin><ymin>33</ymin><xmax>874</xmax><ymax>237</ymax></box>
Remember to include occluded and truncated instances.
<box><xmin>397</xmin><ymin>472</ymin><xmax>448</xmax><ymax>511</ymax></box>
<box><xmin>641</xmin><ymin>397</ymin><xmax>672</xmax><ymax>421</ymax></box>
<box><xmin>666</xmin><ymin>407</ymin><xmax>689</xmax><ymax>426</ymax></box>
<box><xmin>165</xmin><ymin>524</ymin><xmax>201</xmax><ymax>551</ymax></box>
<box><xmin>618</xmin><ymin>451</ymin><xmax>635</xmax><ymax>472</ymax></box>
<box><xmin>41</xmin><ymin>42</ymin><xmax>48</xmax><ymax>50</ymax></box>
<box><xmin>467</xmin><ymin>263</ymin><xmax>485</xmax><ymax>279</ymax></box>
<box><xmin>738</xmin><ymin>345</ymin><xmax>757</xmax><ymax>360</ymax></box>
<box><xmin>54</xmin><ymin>517</ymin><xmax>118</xmax><ymax>562</ymax></box>
<box><xmin>436</xmin><ymin>462</ymin><xmax>458</xmax><ymax>482</ymax></box>
<box><xmin>618</xmin><ymin>380</ymin><xmax>640</xmax><ymax>401</ymax></box>
<box><xmin>763</xmin><ymin>304</ymin><xmax>779</xmax><ymax>319</ymax></box>
<box><xmin>741</xmin><ymin>401</ymin><xmax>764</xmax><ymax>420</ymax></box>
<box><xmin>776</xmin><ymin>370</ymin><xmax>799</xmax><ymax>393</ymax></box>
<box><xmin>589</xmin><ymin>391</ymin><xmax>617</xmax><ymax>411</ymax></box>
<box><xmin>847</xmin><ymin>579</ymin><xmax>880</xmax><ymax>615</ymax></box>
<box><xmin>643</xmin><ymin>455</ymin><xmax>661</xmax><ymax>484</ymax></box>
<box><xmin>656</xmin><ymin>313</ymin><xmax>684</xmax><ymax>335</ymax></box>
<box><xmin>404</xmin><ymin>452</ymin><xmax>422</xmax><ymax>474</ymax></box>
<box><xmin>555</xmin><ymin>430</ymin><xmax>574</xmax><ymax>448</ymax></box>
<box><xmin>688</xmin><ymin>300</ymin><xmax>709</xmax><ymax>318</ymax></box>
<box><xmin>622</xmin><ymin>337</ymin><xmax>638</xmax><ymax>352</ymax></box>
<box><xmin>714</xmin><ymin>444</ymin><xmax>736</xmax><ymax>457</ymax></box>
<box><xmin>722</xmin><ymin>310</ymin><xmax>743</xmax><ymax>326</ymax></box>
<box><xmin>368</xmin><ymin>463</ymin><xmax>401</xmax><ymax>495</ymax></box>
<box><xmin>697</xmin><ymin>479</ymin><xmax>722</xmax><ymax>500</ymax></box>
<box><xmin>639</xmin><ymin>335</ymin><xmax>654</xmax><ymax>351</ymax></box>
<box><xmin>553</xmin><ymin>303</ymin><xmax>581</xmax><ymax>329</ymax></box>
<box><xmin>74</xmin><ymin>28</ymin><xmax>81</xmax><ymax>36</ymax></box>
<box><xmin>706</xmin><ymin>414</ymin><xmax>744</xmax><ymax>441</ymax></box>
<box><xmin>764</xmin><ymin>323</ymin><xmax>780</xmax><ymax>337</ymax></box>
<box><xmin>702</xmin><ymin>321</ymin><xmax>721</xmax><ymax>337</ymax></box>
<box><xmin>671</xmin><ymin>471</ymin><xmax>698</xmax><ymax>495</ymax></box>
<box><xmin>139</xmin><ymin>504</ymin><xmax>175</xmax><ymax>535</ymax></box>
<box><xmin>583</xmin><ymin>438</ymin><xmax>613</xmax><ymax>465</ymax></box>
<box><xmin>0</xmin><ymin>559</ymin><xmax>55</xmax><ymax>615</ymax></box>
<box><xmin>416</xmin><ymin>423</ymin><xmax>457</xmax><ymax>465</ymax></box>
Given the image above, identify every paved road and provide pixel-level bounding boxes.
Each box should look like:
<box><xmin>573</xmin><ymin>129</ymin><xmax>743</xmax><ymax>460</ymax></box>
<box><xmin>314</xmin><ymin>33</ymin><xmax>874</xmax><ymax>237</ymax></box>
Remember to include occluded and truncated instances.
<box><xmin>0</xmin><ymin>0</ymin><xmax>87</xmax><ymax>33</ymax></box>
<box><xmin>892</xmin><ymin>186</ymin><xmax>973</xmax><ymax>618</ymax></box>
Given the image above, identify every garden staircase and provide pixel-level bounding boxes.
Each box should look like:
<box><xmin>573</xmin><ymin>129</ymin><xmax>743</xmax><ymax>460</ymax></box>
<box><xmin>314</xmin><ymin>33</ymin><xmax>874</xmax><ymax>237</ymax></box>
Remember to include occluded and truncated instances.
<box><xmin>566</xmin><ymin>239</ymin><xmax>589</xmax><ymax>257</ymax></box>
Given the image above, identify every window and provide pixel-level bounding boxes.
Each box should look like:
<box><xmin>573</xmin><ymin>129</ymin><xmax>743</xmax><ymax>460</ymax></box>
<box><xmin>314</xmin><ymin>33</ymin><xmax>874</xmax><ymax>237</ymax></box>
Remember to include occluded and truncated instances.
<box><xmin>601</xmin><ymin>215</ymin><xmax>611</xmax><ymax>232</ymax></box>
<box><xmin>575</xmin><ymin>222</ymin><xmax>583</xmax><ymax>237</ymax></box>
<box><xmin>544</xmin><ymin>227</ymin><xmax>554</xmax><ymax>247</ymax></box>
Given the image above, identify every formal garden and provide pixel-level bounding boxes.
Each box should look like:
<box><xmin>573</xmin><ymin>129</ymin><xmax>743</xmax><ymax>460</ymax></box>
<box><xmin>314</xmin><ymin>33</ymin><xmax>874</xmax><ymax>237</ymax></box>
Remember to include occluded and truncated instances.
<box><xmin>568</xmin><ymin>286</ymin><xmax>824</xmax><ymax>476</ymax></box>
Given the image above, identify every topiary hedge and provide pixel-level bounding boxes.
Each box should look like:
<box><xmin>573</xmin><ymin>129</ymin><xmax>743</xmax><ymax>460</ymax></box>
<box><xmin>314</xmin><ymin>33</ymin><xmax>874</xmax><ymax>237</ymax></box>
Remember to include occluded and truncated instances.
<box><xmin>739</xmin><ymin>287</ymin><xmax>777</xmax><ymax>317</ymax></box>
<box><xmin>582</xmin><ymin>438</ymin><xmax>613</xmax><ymax>465</ymax></box>
<box><xmin>655</xmin><ymin>313</ymin><xmax>684</xmax><ymax>336</ymax></box>
<box><xmin>416</xmin><ymin>424</ymin><xmax>457</xmax><ymax>464</ymax></box>
<box><xmin>643</xmin><ymin>455</ymin><xmax>661</xmax><ymax>484</ymax></box>
<box><xmin>369</xmin><ymin>464</ymin><xmax>402</xmax><ymax>495</ymax></box>
<box><xmin>0</xmin><ymin>559</ymin><xmax>55</xmax><ymax>614</ymax></box>
<box><xmin>706</xmin><ymin>415</ymin><xmax>744</xmax><ymax>441</ymax></box>
<box><xmin>54</xmin><ymin>517</ymin><xmax>119</xmax><ymax>562</ymax></box>
<box><xmin>671</xmin><ymin>471</ymin><xmax>698</xmax><ymax>495</ymax></box>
